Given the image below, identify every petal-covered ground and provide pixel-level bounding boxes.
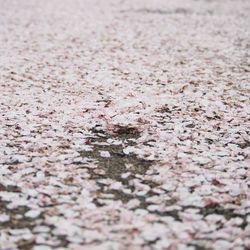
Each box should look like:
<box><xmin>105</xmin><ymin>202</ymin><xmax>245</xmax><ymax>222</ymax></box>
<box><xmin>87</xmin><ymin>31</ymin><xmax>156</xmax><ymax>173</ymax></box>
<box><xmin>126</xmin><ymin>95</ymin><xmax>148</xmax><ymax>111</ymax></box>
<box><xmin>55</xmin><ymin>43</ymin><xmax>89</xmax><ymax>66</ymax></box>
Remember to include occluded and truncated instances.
<box><xmin>0</xmin><ymin>0</ymin><xmax>250</xmax><ymax>249</ymax></box>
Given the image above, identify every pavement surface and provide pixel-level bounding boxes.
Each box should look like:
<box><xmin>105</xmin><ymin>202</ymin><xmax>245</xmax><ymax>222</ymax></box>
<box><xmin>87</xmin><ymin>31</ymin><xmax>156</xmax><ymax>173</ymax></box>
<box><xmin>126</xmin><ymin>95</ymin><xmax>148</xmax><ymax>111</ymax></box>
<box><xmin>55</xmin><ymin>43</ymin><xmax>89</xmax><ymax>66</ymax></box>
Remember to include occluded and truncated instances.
<box><xmin>0</xmin><ymin>0</ymin><xmax>250</xmax><ymax>249</ymax></box>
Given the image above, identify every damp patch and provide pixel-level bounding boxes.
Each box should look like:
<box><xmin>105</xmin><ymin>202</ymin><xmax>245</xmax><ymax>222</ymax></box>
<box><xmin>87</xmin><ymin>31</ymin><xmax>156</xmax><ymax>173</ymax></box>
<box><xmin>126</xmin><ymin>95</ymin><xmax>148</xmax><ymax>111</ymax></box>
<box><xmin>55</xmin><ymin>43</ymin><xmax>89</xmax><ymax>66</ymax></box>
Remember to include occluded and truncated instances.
<box><xmin>79</xmin><ymin>126</ymin><xmax>161</xmax><ymax>209</ymax></box>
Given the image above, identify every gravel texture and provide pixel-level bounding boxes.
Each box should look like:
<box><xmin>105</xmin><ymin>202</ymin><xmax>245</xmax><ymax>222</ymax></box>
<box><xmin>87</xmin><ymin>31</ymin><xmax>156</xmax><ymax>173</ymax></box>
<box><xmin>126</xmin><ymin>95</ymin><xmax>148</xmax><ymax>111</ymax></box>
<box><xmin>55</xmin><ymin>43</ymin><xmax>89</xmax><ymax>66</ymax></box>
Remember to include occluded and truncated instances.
<box><xmin>0</xmin><ymin>0</ymin><xmax>250</xmax><ymax>249</ymax></box>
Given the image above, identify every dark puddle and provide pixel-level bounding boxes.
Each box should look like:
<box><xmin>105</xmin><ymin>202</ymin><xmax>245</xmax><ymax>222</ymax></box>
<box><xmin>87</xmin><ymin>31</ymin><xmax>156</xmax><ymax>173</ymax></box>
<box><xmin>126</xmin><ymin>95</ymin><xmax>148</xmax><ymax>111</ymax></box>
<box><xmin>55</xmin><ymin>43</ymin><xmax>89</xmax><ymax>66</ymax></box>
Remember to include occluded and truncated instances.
<box><xmin>77</xmin><ymin>126</ymin><xmax>183</xmax><ymax>221</ymax></box>
<box><xmin>79</xmin><ymin>126</ymin><xmax>159</xmax><ymax>206</ymax></box>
